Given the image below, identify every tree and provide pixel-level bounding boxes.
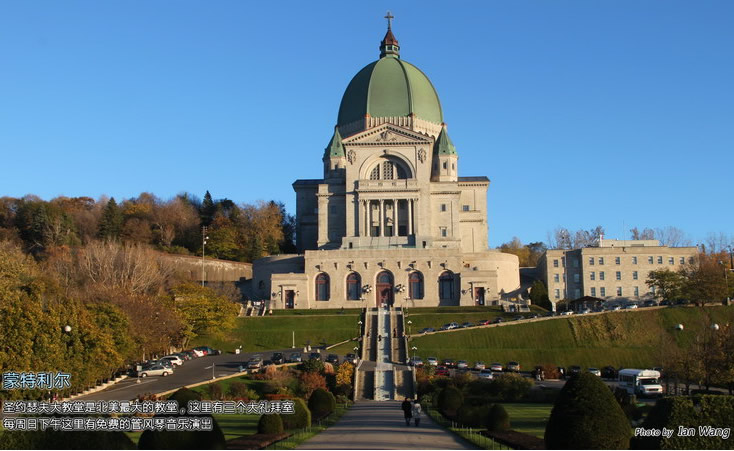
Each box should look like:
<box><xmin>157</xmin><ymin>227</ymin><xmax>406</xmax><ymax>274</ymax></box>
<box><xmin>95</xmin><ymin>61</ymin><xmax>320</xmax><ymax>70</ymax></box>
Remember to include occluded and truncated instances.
<box><xmin>200</xmin><ymin>190</ymin><xmax>217</xmax><ymax>226</ymax></box>
<box><xmin>655</xmin><ymin>226</ymin><xmax>691</xmax><ymax>247</ymax></box>
<box><xmin>545</xmin><ymin>373</ymin><xmax>631</xmax><ymax>449</ymax></box>
<box><xmin>646</xmin><ymin>269</ymin><xmax>685</xmax><ymax>302</ymax></box>
<box><xmin>629</xmin><ymin>227</ymin><xmax>655</xmax><ymax>240</ymax></box>
<box><xmin>529</xmin><ymin>280</ymin><xmax>552</xmax><ymax>311</ymax></box>
<box><xmin>172</xmin><ymin>282</ymin><xmax>239</xmax><ymax>346</ymax></box>
<box><xmin>97</xmin><ymin>197</ymin><xmax>123</xmax><ymax>240</ymax></box>
<box><xmin>679</xmin><ymin>254</ymin><xmax>728</xmax><ymax>305</ymax></box>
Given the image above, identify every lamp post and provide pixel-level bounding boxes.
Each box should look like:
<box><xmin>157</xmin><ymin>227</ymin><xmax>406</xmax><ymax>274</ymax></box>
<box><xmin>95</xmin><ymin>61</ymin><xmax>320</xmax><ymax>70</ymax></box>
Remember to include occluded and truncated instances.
<box><xmin>358</xmin><ymin>320</ymin><xmax>363</xmax><ymax>339</ymax></box>
<box><xmin>201</xmin><ymin>226</ymin><xmax>209</xmax><ymax>287</ymax></box>
<box><xmin>721</xmin><ymin>259</ymin><xmax>731</xmax><ymax>305</ymax></box>
<box><xmin>407</xmin><ymin>320</ymin><xmax>412</xmax><ymax>337</ymax></box>
<box><xmin>411</xmin><ymin>346</ymin><xmax>417</xmax><ymax>366</ymax></box>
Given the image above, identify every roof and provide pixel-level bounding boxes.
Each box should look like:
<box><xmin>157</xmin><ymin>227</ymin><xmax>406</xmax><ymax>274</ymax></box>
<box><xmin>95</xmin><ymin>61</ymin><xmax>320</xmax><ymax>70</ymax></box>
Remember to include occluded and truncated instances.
<box><xmin>292</xmin><ymin>179</ymin><xmax>322</xmax><ymax>186</ymax></box>
<box><xmin>324</xmin><ymin>127</ymin><xmax>345</xmax><ymax>159</ymax></box>
<box><xmin>434</xmin><ymin>126</ymin><xmax>457</xmax><ymax>156</ymax></box>
<box><xmin>458</xmin><ymin>176</ymin><xmax>490</xmax><ymax>183</ymax></box>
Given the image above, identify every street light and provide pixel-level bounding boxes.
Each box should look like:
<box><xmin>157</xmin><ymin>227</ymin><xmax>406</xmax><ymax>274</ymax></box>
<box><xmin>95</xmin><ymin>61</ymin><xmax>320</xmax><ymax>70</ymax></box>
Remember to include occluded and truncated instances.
<box><xmin>407</xmin><ymin>320</ymin><xmax>412</xmax><ymax>337</ymax></box>
<box><xmin>411</xmin><ymin>346</ymin><xmax>417</xmax><ymax>365</ymax></box>
<box><xmin>357</xmin><ymin>320</ymin><xmax>363</xmax><ymax>339</ymax></box>
<box><xmin>201</xmin><ymin>226</ymin><xmax>209</xmax><ymax>287</ymax></box>
<box><xmin>63</xmin><ymin>325</ymin><xmax>72</xmax><ymax>333</ymax></box>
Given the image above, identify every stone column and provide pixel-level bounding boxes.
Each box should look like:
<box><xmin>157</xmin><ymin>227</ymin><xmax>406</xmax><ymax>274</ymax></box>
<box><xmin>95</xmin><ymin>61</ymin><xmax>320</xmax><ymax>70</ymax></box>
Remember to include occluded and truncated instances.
<box><xmin>408</xmin><ymin>199</ymin><xmax>413</xmax><ymax>236</ymax></box>
<box><xmin>392</xmin><ymin>199</ymin><xmax>397</xmax><ymax>236</ymax></box>
<box><xmin>379</xmin><ymin>200</ymin><xmax>384</xmax><ymax>237</ymax></box>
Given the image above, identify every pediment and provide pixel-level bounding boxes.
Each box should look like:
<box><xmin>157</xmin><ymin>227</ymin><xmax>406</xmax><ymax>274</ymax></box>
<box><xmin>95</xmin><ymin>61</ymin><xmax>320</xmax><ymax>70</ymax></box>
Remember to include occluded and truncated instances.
<box><xmin>342</xmin><ymin>124</ymin><xmax>433</xmax><ymax>146</ymax></box>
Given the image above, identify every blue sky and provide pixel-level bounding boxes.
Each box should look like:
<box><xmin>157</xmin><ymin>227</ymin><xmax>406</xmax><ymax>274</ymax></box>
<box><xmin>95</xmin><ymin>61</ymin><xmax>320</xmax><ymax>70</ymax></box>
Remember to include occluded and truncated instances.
<box><xmin>1</xmin><ymin>1</ymin><xmax>732</xmax><ymax>247</ymax></box>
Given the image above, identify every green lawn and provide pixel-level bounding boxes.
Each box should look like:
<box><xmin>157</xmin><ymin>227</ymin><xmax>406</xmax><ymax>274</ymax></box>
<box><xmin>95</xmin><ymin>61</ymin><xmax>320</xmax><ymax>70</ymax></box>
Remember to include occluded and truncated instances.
<box><xmin>411</xmin><ymin>306</ymin><xmax>734</xmax><ymax>369</ymax></box>
<box><xmin>405</xmin><ymin>306</ymin><xmax>547</xmax><ymax>334</ymax></box>
<box><xmin>191</xmin><ymin>313</ymin><xmax>360</xmax><ymax>352</ymax></box>
<box><xmin>501</xmin><ymin>403</ymin><xmax>553</xmax><ymax>438</ymax></box>
<box><xmin>124</xmin><ymin>413</ymin><xmax>259</xmax><ymax>445</ymax></box>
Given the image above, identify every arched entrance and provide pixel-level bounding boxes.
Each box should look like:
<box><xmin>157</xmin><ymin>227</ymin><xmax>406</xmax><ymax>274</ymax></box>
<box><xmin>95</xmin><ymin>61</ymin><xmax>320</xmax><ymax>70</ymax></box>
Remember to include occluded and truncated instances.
<box><xmin>376</xmin><ymin>271</ymin><xmax>394</xmax><ymax>308</ymax></box>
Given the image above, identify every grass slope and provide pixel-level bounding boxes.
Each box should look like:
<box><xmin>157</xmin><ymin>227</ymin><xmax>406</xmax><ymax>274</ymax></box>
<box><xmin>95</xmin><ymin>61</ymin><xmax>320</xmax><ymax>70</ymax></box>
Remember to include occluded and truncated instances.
<box><xmin>411</xmin><ymin>306</ymin><xmax>734</xmax><ymax>369</ymax></box>
<box><xmin>192</xmin><ymin>313</ymin><xmax>360</xmax><ymax>352</ymax></box>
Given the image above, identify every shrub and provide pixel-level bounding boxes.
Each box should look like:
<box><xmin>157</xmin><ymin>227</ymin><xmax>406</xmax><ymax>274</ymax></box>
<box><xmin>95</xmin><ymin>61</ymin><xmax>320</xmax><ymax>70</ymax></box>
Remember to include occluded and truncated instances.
<box><xmin>257</xmin><ymin>414</ymin><xmax>284</xmax><ymax>435</ymax></box>
<box><xmin>308</xmin><ymin>388</ymin><xmax>337</xmax><ymax>419</ymax></box>
<box><xmin>298</xmin><ymin>371</ymin><xmax>327</xmax><ymax>398</ymax></box>
<box><xmin>228</xmin><ymin>381</ymin><xmax>249</xmax><ymax>399</ymax></box>
<box><xmin>438</xmin><ymin>386</ymin><xmax>464</xmax><ymax>418</ymax></box>
<box><xmin>323</xmin><ymin>362</ymin><xmax>335</xmax><ymax>374</ymax></box>
<box><xmin>263</xmin><ymin>365</ymin><xmax>278</xmax><ymax>379</ymax></box>
<box><xmin>336</xmin><ymin>362</ymin><xmax>355</xmax><ymax>386</ymax></box>
<box><xmin>451</xmin><ymin>371</ymin><xmax>473</xmax><ymax>389</ymax></box>
<box><xmin>168</xmin><ymin>387</ymin><xmax>202</xmax><ymax>405</ymax></box>
<box><xmin>456</xmin><ymin>404</ymin><xmax>490</xmax><ymax>428</ymax></box>
<box><xmin>207</xmin><ymin>382</ymin><xmax>224</xmax><ymax>400</ymax></box>
<box><xmin>489</xmin><ymin>373</ymin><xmax>532</xmax><ymax>402</ymax></box>
<box><xmin>334</xmin><ymin>383</ymin><xmax>353</xmax><ymax>398</ymax></box>
<box><xmin>138</xmin><ymin>415</ymin><xmax>225</xmax><ymax>449</ymax></box>
<box><xmin>281</xmin><ymin>398</ymin><xmax>311</xmax><ymax>430</ymax></box>
<box><xmin>545</xmin><ymin>373</ymin><xmax>631</xmax><ymax>450</ymax></box>
<box><xmin>300</xmin><ymin>359</ymin><xmax>325</xmax><ymax>373</ymax></box>
<box><xmin>486</xmin><ymin>404</ymin><xmax>510</xmax><ymax>432</ymax></box>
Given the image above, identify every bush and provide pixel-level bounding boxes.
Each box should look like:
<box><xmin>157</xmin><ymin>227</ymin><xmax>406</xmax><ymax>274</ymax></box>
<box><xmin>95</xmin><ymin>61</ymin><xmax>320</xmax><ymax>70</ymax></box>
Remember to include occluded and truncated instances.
<box><xmin>438</xmin><ymin>386</ymin><xmax>464</xmax><ymax>418</ymax></box>
<box><xmin>298</xmin><ymin>371</ymin><xmax>327</xmax><ymax>398</ymax></box>
<box><xmin>333</xmin><ymin>383</ymin><xmax>352</xmax><ymax>398</ymax></box>
<box><xmin>455</xmin><ymin>404</ymin><xmax>490</xmax><ymax>428</ymax></box>
<box><xmin>207</xmin><ymin>383</ymin><xmax>223</xmax><ymax>400</ymax></box>
<box><xmin>486</xmin><ymin>404</ymin><xmax>510</xmax><ymax>432</ymax></box>
<box><xmin>168</xmin><ymin>387</ymin><xmax>202</xmax><ymax>405</ymax></box>
<box><xmin>300</xmin><ymin>359</ymin><xmax>325</xmax><ymax>373</ymax></box>
<box><xmin>489</xmin><ymin>373</ymin><xmax>532</xmax><ymax>402</ymax></box>
<box><xmin>545</xmin><ymin>373</ymin><xmax>630</xmax><ymax>450</ymax></box>
<box><xmin>308</xmin><ymin>388</ymin><xmax>337</xmax><ymax>419</ymax></box>
<box><xmin>257</xmin><ymin>414</ymin><xmax>284</xmax><ymax>435</ymax></box>
<box><xmin>281</xmin><ymin>398</ymin><xmax>311</xmax><ymax>430</ymax></box>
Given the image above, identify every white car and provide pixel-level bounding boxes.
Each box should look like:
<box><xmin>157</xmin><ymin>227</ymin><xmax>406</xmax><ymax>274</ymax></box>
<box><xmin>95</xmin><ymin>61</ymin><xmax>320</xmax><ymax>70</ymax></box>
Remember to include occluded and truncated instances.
<box><xmin>478</xmin><ymin>369</ymin><xmax>494</xmax><ymax>379</ymax></box>
<box><xmin>474</xmin><ymin>361</ymin><xmax>486</xmax><ymax>370</ymax></box>
<box><xmin>427</xmin><ymin>357</ymin><xmax>439</xmax><ymax>366</ymax></box>
<box><xmin>457</xmin><ymin>360</ymin><xmax>469</xmax><ymax>370</ymax></box>
<box><xmin>560</xmin><ymin>311</ymin><xmax>574</xmax><ymax>316</ymax></box>
<box><xmin>190</xmin><ymin>349</ymin><xmax>205</xmax><ymax>357</ymax></box>
<box><xmin>624</xmin><ymin>303</ymin><xmax>638</xmax><ymax>309</ymax></box>
<box><xmin>587</xmin><ymin>368</ymin><xmax>601</xmax><ymax>377</ymax></box>
<box><xmin>161</xmin><ymin>355</ymin><xmax>184</xmax><ymax>366</ymax></box>
<box><xmin>490</xmin><ymin>362</ymin><xmax>503</xmax><ymax>372</ymax></box>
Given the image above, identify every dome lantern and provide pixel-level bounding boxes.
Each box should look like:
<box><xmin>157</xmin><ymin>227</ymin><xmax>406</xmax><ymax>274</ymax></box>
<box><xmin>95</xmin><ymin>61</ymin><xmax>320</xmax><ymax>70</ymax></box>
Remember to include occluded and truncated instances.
<box><xmin>379</xmin><ymin>11</ymin><xmax>400</xmax><ymax>59</ymax></box>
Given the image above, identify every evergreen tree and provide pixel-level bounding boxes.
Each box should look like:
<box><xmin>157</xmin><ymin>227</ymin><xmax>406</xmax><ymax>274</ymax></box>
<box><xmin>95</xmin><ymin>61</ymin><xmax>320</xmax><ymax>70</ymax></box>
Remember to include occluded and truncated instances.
<box><xmin>200</xmin><ymin>190</ymin><xmax>217</xmax><ymax>226</ymax></box>
<box><xmin>98</xmin><ymin>198</ymin><xmax>123</xmax><ymax>240</ymax></box>
<box><xmin>529</xmin><ymin>280</ymin><xmax>552</xmax><ymax>310</ymax></box>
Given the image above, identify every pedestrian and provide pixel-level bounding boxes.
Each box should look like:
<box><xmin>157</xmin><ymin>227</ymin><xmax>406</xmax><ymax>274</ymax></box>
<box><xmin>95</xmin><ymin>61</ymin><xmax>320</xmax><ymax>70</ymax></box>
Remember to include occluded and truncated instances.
<box><xmin>401</xmin><ymin>398</ymin><xmax>412</xmax><ymax>426</ymax></box>
<box><xmin>412</xmin><ymin>400</ymin><xmax>422</xmax><ymax>427</ymax></box>
<box><xmin>378</xmin><ymin>334</ymin><xmax>382</xmax><ymax>342</ymax></box>
<box><xmin>393</xmin><ymin>328</ymin><xmax>397</xmax><ymax>338</ymax></box>
<box><xmin>541</xmin><ymin>370</ymin><xmax>546</xmax><ymax>381</ymax></box>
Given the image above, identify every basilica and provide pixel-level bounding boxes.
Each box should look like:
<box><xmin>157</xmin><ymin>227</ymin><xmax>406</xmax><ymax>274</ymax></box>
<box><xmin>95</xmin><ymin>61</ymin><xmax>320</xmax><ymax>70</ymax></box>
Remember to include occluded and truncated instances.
<box><xmin>252</xmin><ymin>21</ymin><xmax>519</xmax><ymax>309</ymax></box>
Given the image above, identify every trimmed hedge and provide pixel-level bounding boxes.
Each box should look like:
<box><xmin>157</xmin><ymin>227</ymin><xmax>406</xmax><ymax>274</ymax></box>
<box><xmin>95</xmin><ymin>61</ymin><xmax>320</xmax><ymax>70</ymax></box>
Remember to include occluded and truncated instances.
<box><xmin>258</xmin><ymin>414</ymin><xmax>284</xmax><ymax>435</ymax></box>
<box><xmin>545</xmin><ymin>373</ymin><xmax>630</xmax><ymax>450</ymax></box>
<box><xmin>281</xmin><ymin>398</ymin><xmax>311</xmax><ymax>430</ymax></box>
<box><xmin>486</xmin><ymin>404</ymin><xmax>510</xmax><ymax>432</ymax></box>
<box><xmin>308</xmin><ymin>388</ymin><xmax>336</xmax><ymax>419</ymax></box>
<box><xmin>438</xmin><ymin>386</ymin><xmax>463</xmax><ymax>418</ymax></box>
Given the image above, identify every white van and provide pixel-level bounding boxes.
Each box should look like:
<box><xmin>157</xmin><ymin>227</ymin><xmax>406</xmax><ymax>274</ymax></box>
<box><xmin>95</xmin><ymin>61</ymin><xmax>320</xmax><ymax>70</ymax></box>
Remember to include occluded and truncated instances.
<box><xmin>617</xmin><ymin>369</ymin><xmax>663</xmax><ymax>397</ymax></box>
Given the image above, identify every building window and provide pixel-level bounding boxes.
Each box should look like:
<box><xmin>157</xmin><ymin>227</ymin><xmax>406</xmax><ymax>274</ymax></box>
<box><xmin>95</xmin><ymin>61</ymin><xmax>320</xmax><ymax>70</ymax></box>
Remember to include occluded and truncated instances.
<box><xmin>443</xmin><ymin>162</ymin><xmax>447</xmax><ymax>169</ymax></box>
<box><xmin>616</xmin><ymin>271</ymin><xmax>621</xmax><ymax>281</ymax></box>
<box><xmin>657</xmin><ymin>256</ymin><xmax>663</xmax><ymax>264</ymax></box>
<box><xmin>633</xmin><ymin>271</ymin><xmax>638</xmax><ymax>280</ymax></box>
<box><xmin>590</xmin><ymin>287</ymin><xmax>596</xmax><ymax>296</ymax></box>
<box><xmin>599</xmin><ymin>271</ymin><xmax>605</xmax><ymax>281</ymax></box>
<box><xmin>554</xmin><ymin>289</ymin><xmax>560</xmax><ymax>299</ymax></box>
<box><xmin>679</xmin><ymin>257</ymin><xmax>685</xmax><ymax>264</ymax></box>
<box><xmin>409</xmin><ymin>271</ymin><xmax>424</xmax><ymax>299</ymax></box>
<box><xmin>441</xmin><ymin>204</ymin><xmax>447</xmax><ymax>212</ymax></box>
<box><xmin>589</xmin><ymin>257</ymin><xmax>594</xmax><ymax>265</ymax></box>
<box><xmin>689</xmin><ymin>257</ymin><xmax>695</xmax><ymax>264</ymax></box>
<box><xmin>617</xmin><ymin>287</ymin><xmax>622</xmax><ymax>296</ymax></box>
<box><xmin>330</xmin><ymin>206</ymin><xmax>337</xmax><ymax>214</ymax></box>
<box><xmin>553</xmin><ymin>259</ymin><xmax>559</xmax><ymax>268</ymax></box>
<box><xmin>632</xmin><ymin>256</ymin><xmax>638</xmax><ymax>264</ymax></box>
<box><xmin>462</xmin><ymin>205</ymin><xmax>470</xmax><ymax>211</ymax></box>
<box><xmin>346</xmin><ymin>273</ymin><xmax>361</xmax><ymax>300</ymax></box>
<box><xmin>573</xmin><ymin>274</ymin><xmax>580</xmax><ymax>283</ymax></box>
<box><xmin>315</xmin><ymin>273</ymin><xmax>330</xmax><ymax>301</ymax></box>
<box><xmin>439</xmin><ymin>271</ymin><xmax>454</xmax><ymax>301</ymax></box>
<box><xmin>440</xmin><ymin>227</ymin><xmax>447</xmax><ymax>237</ymax></box>
<box><xmin>634</xmin><ymin>286</ymin><xmax>639</xmax><ymax>296</ymax></box>
<box><xmin>370</xmin><ymin>166</ymin><xmax>380</xmax><ymax>180</ymax></box>
<box><xmin>575</xmin><ymin>288</ymin><xmax>581</xmax><ymax>299</ymax></box>
<box><xmin>648</xmin><ymin>256</ymin><xmax>654</xmax><ymax>264</ymax></box>
<box><xmin>615</xmin><ymin>257</ymin><xmax>621</xmax><ymax>265</ymax></box>
<box><xmin>590</xmin><ymin>271</ymin><xmax>595</xmax><ymax>280</ymax></box>
<box><xmin>573</xmin><ymin>259</ymin><xmax>579</xmax><ymax>268</ymax></box>
<box><xmin>598</xmin><ymin>257</ymin><xmax>604</xmax><ymax>265</ymax></box>
<box><xmin>600</xmin><ymin>287</ymin><xmax>606</xmax><ymax>297</ymax></box>
<box><xmin>668</xmin><ymin>257</ymin><xmax>674</xmax><ymax>265</ymax></box>
<box><xmin>554</xmin><ymin>273</ymin><xmax>560</xmax><ymax>283</ymax></box>
<box><xmin>382</xmin><ymin>160</ymin><xmax>394</xmax><ymax>180</ymax></box>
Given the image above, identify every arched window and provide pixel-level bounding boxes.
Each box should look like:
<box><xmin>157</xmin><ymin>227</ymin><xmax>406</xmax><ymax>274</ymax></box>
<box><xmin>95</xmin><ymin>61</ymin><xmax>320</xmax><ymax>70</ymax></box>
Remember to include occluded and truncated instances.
<box><xmin>377</xmin><ymin>271</ymin><xmax>393</xmax><ymax>284</ymax></box>
<box><xmin>370</xmin><ymin>166</ymin><xmax>380</xmax><ymax>180</ymax></box>
<box><xmin>439</xmin><ymin>271</ymin><xmax>454</xmax><ymax>301</ymax></box>
<box><xmin>409</xmin><ymin>271</ymin><xmax>424</xmax><ymax>299</ymax></box>
<box><xmin>346</xmin><ymin>273</ymin><xmax>361</xmax><ymax>300</ymax></box>
<box><xmin>316</xmin><ymin>273</ymin><xmax>330</xmax><ymax>301</ymax></box>
<box><xmin>367</xmin><ymin>157</ymin><xmax>411</xmax><ymax>180</ymax></box>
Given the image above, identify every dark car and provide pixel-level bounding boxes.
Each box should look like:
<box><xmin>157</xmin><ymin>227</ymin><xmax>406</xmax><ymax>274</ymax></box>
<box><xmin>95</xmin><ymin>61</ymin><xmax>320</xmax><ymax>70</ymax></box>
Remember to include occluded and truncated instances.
<box><xmin>528</xmin><ymin>313</ymin><xmax>539</xmax><ymax>319</ymax></box>
<box><xmin>309</xmin><ymin>352</ymin><xmax>322</xmax><ymax>361</ymax></box>
<box><xmin>643</xmin><ymin>300</ymin><xmax>658</xmax><ymax>307</ymax></box>
<box><xmin>326</xmin><ymin>354</ymin><xmax>340</xmax><ymax>365</ymax></box>
<box><xmin>460</xmin><ymin>322</ymin><xmax>474</xmax><ymax>328</ymax></box>
<box><xmin>569</xmin><ymin>365</ymin><xmax>582</xmax><ymax>375</ymax></box>
<box><xmin>419</xmin><ymin>327</ymin><xmax>435</xmax><ymax>334</ymax></box>
<box><xmin>601</xmin><ymin>366</ymin><xmax>617</xmax><ymax>379</ymax></box>
<box><xmin>442</xmin><ymin>359</ymin><xmax>457</xmax><ymax>368</ymax></box>
<box><xmin>514</xmin><ymin>315</ymin><xmax>525</xmax><ymax>321</ymax></box>
<box><xmin>660</xmin><ymin>300</ymin><xmax>671</xmax><ymax>306</ymax></box>
<box><xmin>345</xmin><ymin>353</ymin><xmax>358</xmax><ymax>364</ymax></box>
<box><xmin>435</xmin><ymin>366</ymin><xmax>450</xmax><ymax>377</ymax></box>
<box><xmin>288</xmin><ymin>352</ymin><xmax>302</xmax><ymax>363</ymax></box>
<box><xmin>491</xmin><ymin>317</ymin><xmax>504</xmax><ymax>324</ymax></box>
<box><xmin>271</xmin><ymin>353</ymin><xmax>285</xmax><ymax>365</ymax></box>
<box><xmin>544</xmin><ymin>312</ymin><xmax>556</xmax><ymax>317</ymax></box>
<box><xmin>478</xmin><ymin>319</ymin><xmax>491</xmax><ymax>326</ymax></box>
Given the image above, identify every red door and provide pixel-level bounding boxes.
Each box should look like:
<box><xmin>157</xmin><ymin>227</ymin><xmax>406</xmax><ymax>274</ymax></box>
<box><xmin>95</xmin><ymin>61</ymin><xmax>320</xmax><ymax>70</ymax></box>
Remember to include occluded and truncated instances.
<box><xmin>376</xmin><ymin>271</ymin><xmax>394</xmax><ymax>307</ymax></box>
<box><xmin>474</xmin><ymin>287</ymin><xmax>485</xmax><ymax>305</ymax></box>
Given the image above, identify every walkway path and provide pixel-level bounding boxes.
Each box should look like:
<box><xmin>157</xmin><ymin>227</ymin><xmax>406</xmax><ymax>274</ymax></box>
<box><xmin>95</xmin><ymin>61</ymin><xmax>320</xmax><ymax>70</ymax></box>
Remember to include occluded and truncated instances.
<box><xmin>298</xmin><ymin>401</ymin><xmax>476</xmax><ymax>449</ymax></box>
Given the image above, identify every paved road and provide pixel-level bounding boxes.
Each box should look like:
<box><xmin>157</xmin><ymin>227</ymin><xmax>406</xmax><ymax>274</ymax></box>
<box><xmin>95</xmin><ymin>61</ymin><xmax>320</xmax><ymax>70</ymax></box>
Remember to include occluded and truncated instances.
<box><xmin>298</xmin><ymin>401</ymin><xmax>476</xmax><ymax>450</ymax></box>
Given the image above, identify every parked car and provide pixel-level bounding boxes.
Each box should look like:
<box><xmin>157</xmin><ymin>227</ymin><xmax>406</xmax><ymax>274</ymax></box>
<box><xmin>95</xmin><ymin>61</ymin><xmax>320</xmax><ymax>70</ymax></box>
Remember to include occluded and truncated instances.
<box><xmin>427</xmin><ymin>357</ymin><xmax>439</xmax><ymax>366</ymax></box>
<box><xmin>660</xmin><ymin>300</ymin><xmax>671</xmax><ymax>306</ymax></box>
<box><xmin>587</xmin><ymin>367</ymin><xmax>601</xmax><ymax>377</ymax></box>
<box><xmin>507</xmin><ymin>361</ymin><xmax>520</xmax><ymax>372</ymax></box>
<box><xmin>559</xmin><ymin>311</ymin><xmax>574</xmax><ymax>316</ymax></box>
<box><xmin>262</xmin><ymin>360</ymin><xmax>274</xmax><ymax>368</ymax></box>
<box><xmin>457</xmin><ymin>360</ymin><xmax>469</xmax><ymax>370</ymax></box>
<box><xmin>601</xmin><ymin>366</ymin><xmax>617</xmax><ymax>379</ymax></box>
<box><xmin>460</xmin><ymin>322</ymin><xmax>474</xmax><ymax>328</ymax></box>
<box><xmin>409</xmin><ymin>356</ymin><xmax>423</xmax><ymax>367</ymax></box>
<box><xmin>491</xmin><ymin>317</ymin><xmax>504</xmax><ymax>324</ymax></box>
<box><xmin>623</xmin><ymin>303</ymin><xmax>638</xmax><ymax>309</ymax></box>
<box><xmin>643</xmin><ymin>300</ymin><xmax>658</xmax><ymax>307</ymax></box>
<box><xmin>345</xmin><ymin>353</ymin><xmax>358</xmax><ymax>364</ymax></box>
<box><xmin>528</xmin><ymin>313</ymin><xmax>539</xmax><ymax>319</ymax></box>
<box><xmin>176</xmin><ymin>352</ymin><xmax>192</xmax><ymax>361</ymax></box>
<box><xmin>490</xmin><ymin>362</ymin><xmax>503</xmax><ymax>372</ymax></box>
<box><xmin>271</xmin><ymin>353</ymin><xmax>285</xmax><ymax>365</ymax></box>
<box><xmin>160</xmin><ymin>355</ymin><xmax>184</xmax><ymax>367</ymax></box>
<box><xmin>309</xmin><ymin>352</ymin><xmax>322</xmax><ymax>361</ymax></box>
<box><xmin>442</xmin><ymin>359</ymin><xmax>456</xmax><ymax>368</ymax></box>
<box><xmin>478</xmin><ymin>369</ymin><xmax>494</xmax><ymax>379</ymax></box>
<box><xmin>579</xmin><ymin>308</ymin><xmax>591</xmax><ymax>314</ymax></box>
<box><xmin>474</xmin><ymin>361</ymin><xmax>486</xmax><ymax>370</ymax></box>
<box><xmin>326</xmin><ymin>354</ymin><xmax>340</xmax><ymax>365</ymax></box>
<box><xmin>435</xmin><ymin>366</ymin><xmax>450</xmax><ymax>377</ymax></box>
<box><xmin>513</xmin><ymin>315</ymin><xmax>525</xmax><ymax>321</ymax></box>
<box><xmin>419</xmin><ymin>327</ymin><xmax>435</xmax><ymax>334</ymax></box>
<box><xmin>569</xmin><ymin>365</ymin><xmax>582</xmax><ymax>375</ymax></box>
<box><xmin>611</xmin><ymin>305</ymin><xmax>622</xmax><ymax>311</ymax></box>
<box><xmin>440</xmin><ymin>322</ymin><xmax>459</xmax><ymax>331</ymax></box>
<box><xmin>288</xmin><ymin>352</ymin><xmax>302</xmax><ymax>363</ymax></box>
<box><xmin>187</xmin><ymin>349</ymin><xmax>205</xmax><ymax>358</ymax></box>
<box><xmin>193</xmin><ymin>346</ymin><xmax>221</xmax><ymax>356</ymax></box>
<box><xmin>155</xmin><ymin>359</ymin><xmax>174</xmax><ymax>370</ymax></box>
<box><xmin>247</xmin><ymin>356</ymin><xmax>263</xmax><ymax>370</ymax></box>
<box><xmin>478</xmin><ymin>319</ymin><xmax>491</xmax><ymax>326</ymax></box>
<box><xmin>137</xmin><ymin>364</ymin><xmax>171</xmax><ymax>378</ymax></box>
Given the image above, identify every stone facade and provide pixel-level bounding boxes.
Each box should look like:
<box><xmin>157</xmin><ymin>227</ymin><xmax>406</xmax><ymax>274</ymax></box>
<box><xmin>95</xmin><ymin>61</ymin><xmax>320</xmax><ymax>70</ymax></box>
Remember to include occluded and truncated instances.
<box><xmin>538</xmin><ymin>239</ymin><xmax>697</xmax><ymax>307</ymax></box>
<box><xmin>253</xmin><ymin>26</ymin><xmax>519</xmax><ymax>309</ymax></box>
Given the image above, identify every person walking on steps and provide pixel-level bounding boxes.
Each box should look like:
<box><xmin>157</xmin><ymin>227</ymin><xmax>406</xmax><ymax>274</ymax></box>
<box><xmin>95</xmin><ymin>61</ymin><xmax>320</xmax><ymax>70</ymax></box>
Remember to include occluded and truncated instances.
<box><xmin>401</xmin><ymin>398</ymin><xmax>413</xmax><ymax>426</ymax></box>
<box><xmin>412</xmin><ymin>400</ymin><xmax>422</xmax><ymax>427</ymax></box>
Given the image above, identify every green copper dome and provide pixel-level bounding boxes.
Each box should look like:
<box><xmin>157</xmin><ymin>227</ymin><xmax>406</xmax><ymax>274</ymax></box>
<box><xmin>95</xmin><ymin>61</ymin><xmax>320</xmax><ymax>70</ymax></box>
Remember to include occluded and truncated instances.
<box><xmin>337</xmin><ymin>56</ymin><xmax>444</xmax><ymax>127</ymax></box>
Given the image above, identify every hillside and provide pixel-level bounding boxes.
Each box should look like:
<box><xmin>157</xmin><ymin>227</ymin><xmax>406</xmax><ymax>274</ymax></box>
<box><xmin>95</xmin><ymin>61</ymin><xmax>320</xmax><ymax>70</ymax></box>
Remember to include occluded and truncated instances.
<box><xmin>410</xmin><ymin>306</ymin><xmax>734</xmax><ymax>369</ymax></box>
